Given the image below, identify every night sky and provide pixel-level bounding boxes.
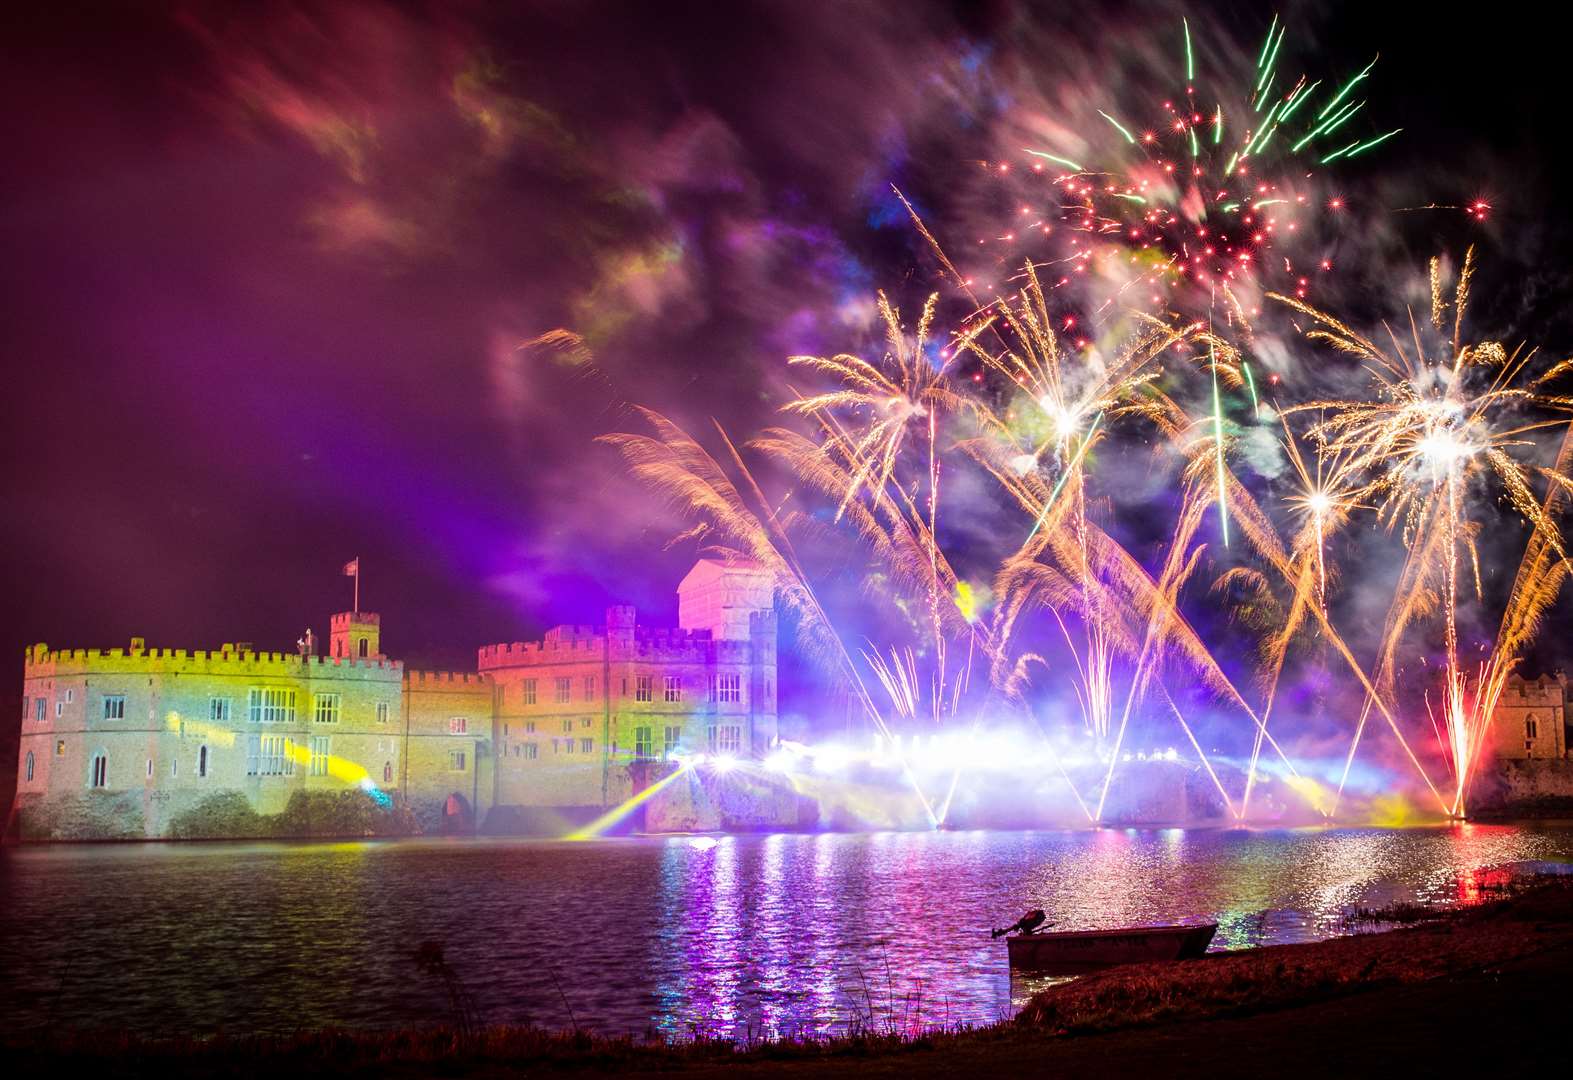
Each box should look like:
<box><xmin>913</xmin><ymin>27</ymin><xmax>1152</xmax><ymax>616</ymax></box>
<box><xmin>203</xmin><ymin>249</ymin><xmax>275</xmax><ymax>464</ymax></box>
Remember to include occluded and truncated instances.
<box><xmin>4</xmin><ymin>0</ymin><xmax>1570</xmax><ymax>783</ymax></box>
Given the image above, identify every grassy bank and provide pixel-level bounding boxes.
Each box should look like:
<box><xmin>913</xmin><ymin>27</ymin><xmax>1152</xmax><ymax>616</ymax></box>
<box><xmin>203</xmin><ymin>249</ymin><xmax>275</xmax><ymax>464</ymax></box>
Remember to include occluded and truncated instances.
<box><xmin>10</xmin><ymin>880</ymin><xmax>1573</xmax><ymax>1077</ymax></box>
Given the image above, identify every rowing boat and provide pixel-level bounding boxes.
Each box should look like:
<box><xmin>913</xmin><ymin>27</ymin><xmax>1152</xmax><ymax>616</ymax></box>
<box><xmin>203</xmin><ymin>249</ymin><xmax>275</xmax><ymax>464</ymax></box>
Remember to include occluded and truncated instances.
<box><xmin>1005</xmin><ymin>923</ymin><xmax>1217</xmax><ymax>971</ymax></box>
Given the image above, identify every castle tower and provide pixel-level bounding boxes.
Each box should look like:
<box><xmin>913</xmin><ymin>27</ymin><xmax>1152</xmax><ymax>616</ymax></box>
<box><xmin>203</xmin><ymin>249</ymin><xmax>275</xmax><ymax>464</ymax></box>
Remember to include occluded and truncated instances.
<box><xmin>330</xmin><ymin>611</ymin><xmax>382</xmax><ymax>660</ymax></box>
<box><xmin>606</xmin><ymin>604</ymin><xmax>636</xmax><ymax>645</ymax></box>
<box><xmin>677</xmin><ymin>558</ymin><xmax>774</xmax><ymax>641</ymax></box>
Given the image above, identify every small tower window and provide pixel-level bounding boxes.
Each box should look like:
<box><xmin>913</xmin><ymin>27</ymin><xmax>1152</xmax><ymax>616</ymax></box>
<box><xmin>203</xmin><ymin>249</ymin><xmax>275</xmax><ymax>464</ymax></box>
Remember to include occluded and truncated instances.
<box><xmin>383</xmin><ymin>761</ymin><xmax>393</xmax><ymax>783</ymax></box>
<box><xmin>198</xmin><ymin>745</ymin><xmax>209</xmax><ymax>778</ymax></box>
<box><xmin>90</xmin><ymin>752</ymin><xmax>109</xmax><ymax>788</ymax></box>
<box><xmin>358</xmin><ymin>638</ymin><xmax>369</xmax><ymax>658</ymax></box>
<box><xmin>25</xmin><ymin>751</ymin><xmax>34</xmax><ymax>782</ymax></box>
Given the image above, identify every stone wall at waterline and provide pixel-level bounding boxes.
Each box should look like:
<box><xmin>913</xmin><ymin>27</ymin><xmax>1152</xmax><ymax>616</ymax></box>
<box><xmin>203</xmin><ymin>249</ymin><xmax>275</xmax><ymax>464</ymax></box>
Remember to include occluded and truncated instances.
<box><xmin>1471</xmin><ymin>758</ymin><xmax>1573</xmax><ymax>819</ymax></box>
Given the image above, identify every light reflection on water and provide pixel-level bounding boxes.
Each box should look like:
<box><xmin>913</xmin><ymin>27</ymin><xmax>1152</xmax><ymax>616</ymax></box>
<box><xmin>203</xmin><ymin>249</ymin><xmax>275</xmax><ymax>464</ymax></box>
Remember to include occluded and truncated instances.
<box><xmin>1</xmin><ymin>825</ymin><xmax>1568</xmax><ymax>1040</ymax></box>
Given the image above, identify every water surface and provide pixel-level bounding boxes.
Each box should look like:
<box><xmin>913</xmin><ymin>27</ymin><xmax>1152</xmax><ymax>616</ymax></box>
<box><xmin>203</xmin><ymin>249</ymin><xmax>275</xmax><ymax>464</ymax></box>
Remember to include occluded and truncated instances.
<box><xmin>2</xmin><ymin>825</ymin><xmax>1568</xmax><ymax>1039</ymax></box>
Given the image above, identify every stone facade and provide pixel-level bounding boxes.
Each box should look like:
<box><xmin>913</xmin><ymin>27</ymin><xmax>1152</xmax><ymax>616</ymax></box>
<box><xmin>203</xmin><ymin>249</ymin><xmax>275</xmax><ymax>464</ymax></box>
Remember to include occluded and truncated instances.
<box><xmin>1490</xmin><ymin>672</ymin><xmax>1569</xmax><ymax>761</ymax></box>
<box><xmin>10</xmin><ymin>558</ymin><xmax>784</xmax><ymax>840</ymax></box>
<box><xmin>481</xmin><ymin>558</ymin><xmax>778</xmax><ymax>818</ymax></box>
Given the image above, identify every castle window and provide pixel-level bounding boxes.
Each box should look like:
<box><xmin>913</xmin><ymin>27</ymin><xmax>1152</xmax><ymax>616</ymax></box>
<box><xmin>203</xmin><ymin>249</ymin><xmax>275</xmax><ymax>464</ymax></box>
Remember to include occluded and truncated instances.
<box><xmin>198</xmin><ymin>745</ymin><xmax>208</xmax><ymax>778</ymax></box>
<box><xmin>65</xmin><ymin>689</ymin><xmax>73</xmax><ymax>703</ymax></box>
<box><xmin>309</xmin><ymin>736</ymin><xmax>330</xmax><ymax>776</ymax></box>
<box><xmin>524</xmin><ymin>742</ymin><xmax>538</xmax><ymax>760</ymax></box>
<box><xmin>562</xmin><ymin>719</ymin><xmax>573</xmax><ymax>734</ymax></box>
<box><xmin>56</xmin><ymin>740</ymin><xmax>65</xmax><ymax>757</ymax></box>
<box><xmin>210</xmin><ymin>697</ymin><xmax>231</xmax><ymax>723</ymax></box>
<box><xmin>580</xmin><ymin>738</ymin><xmax>593</xmax><ymax>754</ymax></box>
<box><xmin>523</xmin><ymin>679</ymin><xmax>537</xmax><ymax>705</ymax></box>
<box><xmin>25</xmin><ymin>751</ymin><xmax>34</xmax><ymax>782</ymax></box>
<box><xmin>555</xmin><ymin>677</ymin><xmax>572</xmax><ymax>704</ymax></box>
<box><xmin>1526</xmin><ymin>717</ymin><xmax>1539</xmax><ymax>739</ymax></box>
<box><xmin>383</xmin><ymin>761</ymin><xmax>393</xmax><ymax>783</ymax></box>
<box><xmin>248</xmin><ymin>735</ymin><xmax>295</xmax><ymax>776</ymax></box>
<box><xmin>249</xmin><ymin>688</ymin><xmax>296</xmax><ymax>724</ymax></box>
<box><xmin>663</xmin><ymin>676</ymin><xmax>681</xmax><ymax>703</ymax></box>
<box><xmin>314</xmin><ymin>694</ymin><xmax>341</xmax><ymax>724</ymax></box>
<box><xmin>636</xmin><ymin>675</ymin><xmax>653</xmax><ymax>702</ymax></box>
<box><xmin>709</xmin><ymin>725</ymin><xmax>742</xmax><ymax>754</ymax></box>
<box><xmin>103</xmin><ymin>695</ymin><xmax>126</xmax><ymax>721</ymax></box>
<box><xmin>377</xmin><ymin>702</ymin><xmax>390</xmax><ymax>724</ymax></box>
<box><xmin>635</xmin><ymin>727</ymin><xmax>653</xmax><ymax>758</ymax></box>
<box><xmin>147</xmin><ymin>758</ymin><xmax>154</xmax><ymax>779</ymax></box>
<box><xmin>34</xmin><ymin>697</ymin><xmax>44</xmax><ymax>723</ymax></box>
<box><xmin>449</xmin><ymin>716</ymin><xmax>468</xmax><ymax>735</ymax></box>
<box><xmin>449</xmin><ymin>750</ymin><xmax>467</xmax><ymax>771</ymax></box>
<box><xmin>563</xmin><ymin>739</ymin><xmax>575</xmax><ymax>755</ymax></box>
<box><xmin>663</xmin><ymin>725</ymin><xmax>682</xmax><ymax>757</ymax></box>
<box><xmin>90</xmin><ymin>752</ymin><xmax>108</xmax><ymax>788</ymax></box>
<box><xmin>358</xmin><ymin>638</ymin><xmax>368</xmax><ymax>658</ymax></box>
<box><xmin>525</xmin><ymin>721</ymin><xmax>536</xmax><ymax>734</ymax></box>
<box><xmin>713</xmin><ymin>673</ymin><xmax>742</xmax><ymax>704</ymax></box>
<box><xmin>171</xmin><ymin>758</ymin><xmax>179</xmax><ymax>778</ymax></box>
<box><xmin>584</xmin><ymin>676</ymin><xmax>597</xmax><ymax>701</ymax></box>
<box><xmin>55</xmin><ymin>700</ymin><xmax>63</xmax><ymax>718</ymax></box>
<box><xmin>581</xmin><ymin>717</ymin><xmax>591</xmax><ymax>729</ymax></box>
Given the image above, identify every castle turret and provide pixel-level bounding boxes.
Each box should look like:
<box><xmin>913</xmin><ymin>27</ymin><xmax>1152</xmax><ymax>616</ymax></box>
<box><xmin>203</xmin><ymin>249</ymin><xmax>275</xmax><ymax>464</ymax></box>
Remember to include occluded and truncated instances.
<box><xmin>330</xmin><ymin>611</ymin><xmax>382</xmax><ymax>660</ymax></box>
<box><xmin>606</xmin><ymin>604</ymin><xmax>636</xmax><ymax>646</ymax></box>
<box><xmin>677</xmin><ymin>558</ymin><xmax>773</xmax><ymax>642</ymax></box>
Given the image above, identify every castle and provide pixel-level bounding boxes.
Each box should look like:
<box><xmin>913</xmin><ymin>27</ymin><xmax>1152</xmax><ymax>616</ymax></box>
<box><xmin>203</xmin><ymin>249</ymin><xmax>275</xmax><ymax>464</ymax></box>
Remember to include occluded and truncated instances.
<box><xmin>11</xmin><ymin>558</ymin><xmax>794</xmax><ymax>841</ymax></box>
<box><xmin>1489</xmin><ymin>673</ymin><xmax>1569</xmax><ymax>760</ymax></box>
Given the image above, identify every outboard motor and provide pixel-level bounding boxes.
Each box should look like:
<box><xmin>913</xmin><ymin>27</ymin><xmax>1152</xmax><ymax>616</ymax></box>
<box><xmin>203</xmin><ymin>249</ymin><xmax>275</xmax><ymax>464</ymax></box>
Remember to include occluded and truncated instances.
<box><xmin>991</xmin><ymin>908</ymin><xmax>1048</xmax><ymax>938</ymax></box>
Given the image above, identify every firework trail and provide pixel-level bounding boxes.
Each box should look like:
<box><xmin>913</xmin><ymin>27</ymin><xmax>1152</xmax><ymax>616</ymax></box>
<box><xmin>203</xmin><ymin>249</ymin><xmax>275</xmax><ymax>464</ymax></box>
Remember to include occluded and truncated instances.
<box><xmin>965</xmin><ymin>14</ymin><xmax>1406</xmax><ymax>330</ymax></box>
<box><xmin>598</xmin><ymin>408</ymin><xmax>943</xmax><ymax>825</ymax></box>
<box><xmin>1275</xmin><ymin>248</ymin><xmax>1573</xmax><ymax>816</ymax></box>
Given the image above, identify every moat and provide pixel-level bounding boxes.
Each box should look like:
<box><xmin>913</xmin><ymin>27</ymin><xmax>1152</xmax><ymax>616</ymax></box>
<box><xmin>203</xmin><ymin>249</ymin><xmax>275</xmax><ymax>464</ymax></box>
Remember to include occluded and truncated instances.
<box><xmin>3</xmin><ymin>826</ymin><xmax>1571</xmax><ymax>1040</ymax></box>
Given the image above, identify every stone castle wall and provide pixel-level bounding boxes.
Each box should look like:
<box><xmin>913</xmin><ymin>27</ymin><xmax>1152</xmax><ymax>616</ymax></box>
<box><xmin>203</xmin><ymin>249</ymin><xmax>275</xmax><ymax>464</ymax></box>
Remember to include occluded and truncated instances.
<box><xmin>16</xmin><ymin>642</ymin><xmax>409</xmax><ymax>840</ymax></box>
<box><xmin>402</xmin><ymin>669</ymin><xmax>495</xmax><ymax>832</ymax></box>
<box><xmin>1490</xmin><ymin>673</ymin><xmax>1568</xmax><ymax>760</ymax></box>
<box><xmin>11</xmin><ymin>559</ymin><xmax>794</xmax><ymax>840</ymax></box>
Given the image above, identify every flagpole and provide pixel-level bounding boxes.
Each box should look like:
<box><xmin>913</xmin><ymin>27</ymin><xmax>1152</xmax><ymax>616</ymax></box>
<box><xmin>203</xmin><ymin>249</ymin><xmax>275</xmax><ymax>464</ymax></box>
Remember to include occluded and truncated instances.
<box><xmin>354</xmin><ymin>557</ymin><xmax>360</xmax><ymax>614</ymax></box>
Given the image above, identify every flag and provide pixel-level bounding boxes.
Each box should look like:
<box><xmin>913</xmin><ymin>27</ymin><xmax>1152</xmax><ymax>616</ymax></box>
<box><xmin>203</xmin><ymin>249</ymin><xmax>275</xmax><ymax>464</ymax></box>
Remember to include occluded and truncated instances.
<box><xmin>343</xmin><ymin>558</ymin><xmax>359</xmax><ymax>577</ymax></box>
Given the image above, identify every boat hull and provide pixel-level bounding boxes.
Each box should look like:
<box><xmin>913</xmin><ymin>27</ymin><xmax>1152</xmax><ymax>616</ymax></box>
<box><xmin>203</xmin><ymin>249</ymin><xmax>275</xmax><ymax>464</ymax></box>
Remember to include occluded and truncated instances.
<box><xmin>1005</xmin><ymin>923</ymin><xmax>1217</xmax><ymax>972</ymax></box>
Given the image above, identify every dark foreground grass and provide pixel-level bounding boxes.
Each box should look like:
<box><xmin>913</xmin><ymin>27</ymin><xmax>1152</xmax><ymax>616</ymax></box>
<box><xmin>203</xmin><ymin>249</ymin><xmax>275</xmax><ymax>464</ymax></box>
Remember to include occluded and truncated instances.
<box><xmin>1017</xmin><ymin>876</ymin><xmax>1573</xmax><ymax>1035</ymax></box>
<box><xmin>11</xmin><ymin>879</ymin><xmax>1573</xmax><ymax>1078</ymax></box>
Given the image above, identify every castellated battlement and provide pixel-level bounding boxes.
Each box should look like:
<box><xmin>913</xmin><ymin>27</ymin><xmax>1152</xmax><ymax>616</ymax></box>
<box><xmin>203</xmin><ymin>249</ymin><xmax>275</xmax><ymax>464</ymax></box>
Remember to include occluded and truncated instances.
<box><xmin>1502</xmin><ymin>671</ymin><xmax>1568</xmax><ymax>701</ymax></box>
<box><xmin>478</xmin><ymin>624</ymin><xmax>750</xmax><ymax>670</ymax></box>
<box><xmin>403</xmin><ymin>669</ymin><xmax>492</xmax><ymax>687</ymax></box>
<box><xmin>23</xmin><ymin>641</ymin><xmax>403</xmax><ymax>681</ymax></box>
<box><xmin>331</xmin><ymin>611</ymin><xmax>381</xmax><ymax>628</ymax></box>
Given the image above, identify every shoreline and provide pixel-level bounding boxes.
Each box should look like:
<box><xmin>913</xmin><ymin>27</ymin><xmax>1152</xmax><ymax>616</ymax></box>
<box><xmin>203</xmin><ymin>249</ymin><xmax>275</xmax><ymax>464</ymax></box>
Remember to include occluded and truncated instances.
<box><xmin>9</xmin><ymin>878</ymin><xmax>1572</xmax><ymax>1076</ymax></box>
<box><xmin>8</xmin><ymin>815</ymin><xmax>1573</xmax><ymax>848</ymax></box>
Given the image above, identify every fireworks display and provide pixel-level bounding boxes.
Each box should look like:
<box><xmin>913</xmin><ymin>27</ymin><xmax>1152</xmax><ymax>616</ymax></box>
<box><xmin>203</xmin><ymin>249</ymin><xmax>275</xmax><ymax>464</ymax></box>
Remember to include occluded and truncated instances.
<box><xmin>961</xmin><ymin>13</ymin><xmax>1403</xmax><ymax>329</ymax></box>
<box><xmin>602</xmin><ymin>14</ymin><xmax>1573</xmax><ymax>827</ymax></box>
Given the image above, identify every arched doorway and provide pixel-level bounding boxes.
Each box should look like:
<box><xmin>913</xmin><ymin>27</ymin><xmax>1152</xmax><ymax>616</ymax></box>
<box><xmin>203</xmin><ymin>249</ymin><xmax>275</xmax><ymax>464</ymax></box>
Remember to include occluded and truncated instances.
<box><xmin>442</xmin><ymin>792</ymin><xmax>474</xmax><ymax>834</ymax></box>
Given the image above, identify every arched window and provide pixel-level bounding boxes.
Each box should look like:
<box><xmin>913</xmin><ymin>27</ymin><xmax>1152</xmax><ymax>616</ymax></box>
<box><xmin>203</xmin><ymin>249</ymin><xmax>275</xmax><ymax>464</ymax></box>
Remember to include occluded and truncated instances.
<box><xmin>90</xmin><ymin>751</ymin><xmax>108</xmax><ymax>789</ymax></box>
<box><xmin>358</xmin><ymin>638</ymin><xmax>369</xmax><ymax>658</ymax></box>
<box><xmin>198</xmin><ymin>745</ymin><xmax>209</xmax><ymax>778</ymax></box>
<box><xmin>25</xmin><ymin>751</ymin><xmax>34</xmax><ymax>782</ymax></box>
<box><xmin>383</xmin><ymin>761</ymin><xmax>393</xmax><ymax>783</ymax></box>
